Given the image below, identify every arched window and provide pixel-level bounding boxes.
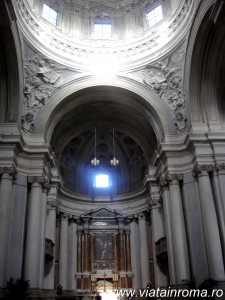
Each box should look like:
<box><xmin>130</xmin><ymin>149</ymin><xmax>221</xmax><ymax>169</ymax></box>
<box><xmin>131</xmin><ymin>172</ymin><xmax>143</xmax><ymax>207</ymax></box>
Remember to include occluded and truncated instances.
<box><xmin>147</xmin><ymin>4</ymin><xmax>163</xmax><ymax>27</ymax></box>
<box><xmin>94</xmin><ymin>15</ymin><xmax>112</xmax><ymax>39</ymax></box>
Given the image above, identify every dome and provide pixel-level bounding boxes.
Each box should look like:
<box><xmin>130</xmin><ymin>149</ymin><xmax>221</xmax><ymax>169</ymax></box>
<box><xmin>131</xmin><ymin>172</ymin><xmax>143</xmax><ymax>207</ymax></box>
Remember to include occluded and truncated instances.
<box><xmin>15</xmin><ymin>0</ymin><xmax>195</xmax><ymax>70</ymax></box>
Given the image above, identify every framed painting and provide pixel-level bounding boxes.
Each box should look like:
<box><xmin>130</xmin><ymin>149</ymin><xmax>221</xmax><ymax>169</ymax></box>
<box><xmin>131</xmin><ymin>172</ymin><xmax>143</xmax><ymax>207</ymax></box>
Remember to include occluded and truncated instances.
<box><xmin>94</xmin><ymin>234</ymin><xmax>113</xmax><ymax>261</ymax></box>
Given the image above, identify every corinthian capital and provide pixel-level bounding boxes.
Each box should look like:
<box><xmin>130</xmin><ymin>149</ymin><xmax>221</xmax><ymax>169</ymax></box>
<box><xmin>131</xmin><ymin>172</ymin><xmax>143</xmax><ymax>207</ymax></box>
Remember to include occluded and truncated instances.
<box><xmin>194</xmin><ymin>164</ymin><xmax>213</xmax><ymax>176</ymax></box>
<box><xmin>167</xmin><ymin>173</ymin><xmax>183</xmax><ymax>182</ymax></box>
<box><xmin>27</xmin><ymin>176</ymin><xmax>45</xmax><ymax>184</ymax></box>
<box><xmin>159</xmin><ymin>177</ymin><xmax>169</xmax><ymax>190</ymax></box>
<box><xmin>0</xmin><ymin>166</ymin><xmax>17</xmax><ymax>179</ymax></box>
<box><xmin>215</xmin><ymin>163</ymin><xmax>225</xmax><ymax>174</ymax></box>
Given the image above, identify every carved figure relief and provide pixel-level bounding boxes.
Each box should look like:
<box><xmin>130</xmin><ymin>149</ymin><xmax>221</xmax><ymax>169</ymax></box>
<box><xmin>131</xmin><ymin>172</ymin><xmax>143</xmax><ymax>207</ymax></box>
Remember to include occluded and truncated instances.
<box><xmin>21</xmin><ymin>54</ymin><xmax>62</xmax><ymax>132</ymax></box>
<box><xmin>143</xmin><ymin>44</ymin><xmax>187</xmax><ymax>132</ymax></box>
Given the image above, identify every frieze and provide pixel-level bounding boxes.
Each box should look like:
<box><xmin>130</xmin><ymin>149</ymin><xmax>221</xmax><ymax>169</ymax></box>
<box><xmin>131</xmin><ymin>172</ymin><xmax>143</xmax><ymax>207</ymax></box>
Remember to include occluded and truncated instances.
<box><xmin>143</xmin><ymin>44</ymin><xmax>187</xmax><ymax>133</ymax></box>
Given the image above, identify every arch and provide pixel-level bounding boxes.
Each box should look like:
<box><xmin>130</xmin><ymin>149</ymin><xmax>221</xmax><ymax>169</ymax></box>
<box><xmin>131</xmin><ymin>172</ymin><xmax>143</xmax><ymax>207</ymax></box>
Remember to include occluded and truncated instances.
<box><xmin>34</xmin><ymin>75</ymin><xmax>176</xmax><ymax>142</ymax></box>
<box><xmin>0</xmin><ymin>0</ymin><xmax>23</xmax><ymax>123</ymax></box>
<box><xmin>185</xmin><ymin>0</ymin><xmax>225</xmax><ymax>131</ymax></box>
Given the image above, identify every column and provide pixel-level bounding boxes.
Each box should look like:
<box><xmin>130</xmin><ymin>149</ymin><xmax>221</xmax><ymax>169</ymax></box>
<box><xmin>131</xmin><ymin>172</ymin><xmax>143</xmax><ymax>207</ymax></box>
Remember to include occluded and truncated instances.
<box><xmin>150</xmin><ymin>182</ymin><xmax>168</xmax><ymax>288</ymax></box>
<box><xmin>0</xmin><ymin>167</ymin><xmax>15</xmax><ymax>287</ymax></box>
<box><xmin>76</xmin><ymin>229</ymin><xmax>82</xmax><ymax>289</ymax></box>
<box><xmin>59</xmin><ymin>213</ymin><xmax>68</xmax><ymax>290</ymax></box>
<box><xmin>168</xmin><ymin>174</ymin><xmax>190</xmax><ymax>285</ymax></box>
<box><xmin>24</xmin><ymin>176</ymin><xmax>46</xmax><ymax>289</ymax></box>
<box><xmin>118</xmin><ymin>222</ymin><xmax>126</xmax><ymax>288</ymax></box>
<box><xmin>83</xmin><ymin>224</ymin><xmax>90</xmax><ymax>290</ymax></box>
<box><xmin>160</xmin><ymin>178</ymin><xmax>176</xmax><ymax>285</ymax></box>
<box><xmin>130</xmin><ymin>220</ymin><xmax>141</xmax><ymax>289</ymax></box>
<box><xmin>196</xmin><ymin>165</ymin><xmax>225</xmax><ymax>281</ymax></box>
<box><xmin>39</xmin><ymin>181</ymin><xmax>49</xmax><ymax>287</ymax></box>
<box><xmin>67</xmin><ymin>218</ymin><xmax>77</xmax><ymax>291</ymax></box>
<box><xmin>125</xmin><ymin>229</ymin><xmax>132</xmax><ymax>288</ymax></box>
<box><xmin>138</xmin><ymin>212</ymin><xmax>150</xmax><ymax>289</ymax></box>
<box><xmin>182</xmin><ymin>171</ymin><xmax>209</xmax><ymax>285</ymax></box>
<box><xmin>119</xmin><ymin>228</ymin><xmax>125</xmax><ymax>272</ymax></box>
<box><xmin>213</xmin><ymin>164</ymin><xmax>225</xmax><ymax>262</ymax></box>
<box><xmin>6</xmin><ymin>173</ymin><xmax>27</xmax><ymax>281</ymax></box>
<box><xmin>43</xmin><ymin>185</ymin><xmax>58</xmax><ymax>290</ymax></box>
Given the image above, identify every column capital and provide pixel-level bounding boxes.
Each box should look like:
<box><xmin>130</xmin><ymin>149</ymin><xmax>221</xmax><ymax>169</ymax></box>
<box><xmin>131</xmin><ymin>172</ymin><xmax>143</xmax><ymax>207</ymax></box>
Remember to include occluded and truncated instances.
<box><xmin>47</xmin><ymin>200</ymin><xmax>58</xmax><ymax>210</ymax></box>
<box><xmin>118</xmin><ymin>228</ymin><xmax>124</xmax><ymax>234</ymax></box>
<box><xmin>194</xmin><ymin>164</ymin><xmax>213</xmax><ymax>176</ymax></box>
<box><xmin>215</xmin><ymin>163</ymin><xmax>225</xmax><ymax>175</ymax></box>
<box><xmin>150</xmin><ymin>197</ymin><xmax>162</xmax><ymax>208</ymax></box>
<box><xmin>0</xmin><ymin>166</ymin><xmax>17</xmax><ymax>179</ymax></box>
<box><xmin>27</xmin><ymin>176</ymin><xmax>45</xmax><ymax>185</ymax></box>
<box><xmin>84</xmin><ymin>228</ymin><xmax>89</xmax><ymax>234</ymax></box>
<box><xmin>167</xmin><ymin>173</ymin><xmax>183</xmax><ymax>182</ymax></box>
<box><xmin>125</xmin><ymin>229</ymin><xmax>130</xmax><ymax>235</ymax></box>
<box><xmin>61</xmin><ymin>212</ymin><xmax>68</xmax><ymax>221</ymax></box>
<box><xmin>138</xmin><ymin>211</ymin><xmax>146</xmax><ymax>220</ymax></box>
<box><xmin>159</xmin><ymin>177</ymin><xmax>169</xmax><ymax>191</ymax></box>
<box><xmin>42</xmin><ymin>180</ymin><xmax>50</xmax><ymax>193</ymax></box>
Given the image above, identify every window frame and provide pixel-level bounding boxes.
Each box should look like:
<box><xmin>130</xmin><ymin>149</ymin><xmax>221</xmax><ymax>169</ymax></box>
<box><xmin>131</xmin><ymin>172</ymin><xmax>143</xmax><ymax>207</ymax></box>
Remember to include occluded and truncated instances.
<box><xmin>42</xmin><ymin>3</ymin><xmax>58</xmax><ymax>26</ymax></box>
<box><xmin>146</xmin><ymin>4</ymin><xmax>163</xmax><ymax>28</ymax></box>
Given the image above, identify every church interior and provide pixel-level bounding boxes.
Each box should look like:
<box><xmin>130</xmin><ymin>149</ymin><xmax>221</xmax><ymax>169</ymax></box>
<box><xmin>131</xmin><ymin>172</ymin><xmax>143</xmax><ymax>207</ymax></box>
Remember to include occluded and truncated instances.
<box><xmin>1</xmin><ymin>0</ymin><xmax>225</xmax><ymax>298</ymax></box>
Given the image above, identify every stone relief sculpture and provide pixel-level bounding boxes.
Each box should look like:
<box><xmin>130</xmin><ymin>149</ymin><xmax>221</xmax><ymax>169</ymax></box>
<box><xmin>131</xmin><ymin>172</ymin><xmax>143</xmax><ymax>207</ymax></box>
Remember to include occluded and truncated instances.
<box><xmin>143</xmin><ymin>44</ymin><xmax>187</xmax><ymax>132</ymax></box>
<box><xmin>21</xmin><ymin>54</ymin><xmax>62</xmax><ymax>132</ymax></box>
<box><xmin>21</xmin><ymin>113</ymin><xmax>35</xmax><ymax>133</ymax></box>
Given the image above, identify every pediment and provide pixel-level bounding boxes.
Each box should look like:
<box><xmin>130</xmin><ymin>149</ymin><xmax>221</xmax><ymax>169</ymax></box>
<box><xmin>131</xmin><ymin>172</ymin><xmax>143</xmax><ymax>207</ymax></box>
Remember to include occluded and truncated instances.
<box><xmin>81</xmin><ymin>206</ymin><xmax>125</xmax><ymax>218</ymax></box>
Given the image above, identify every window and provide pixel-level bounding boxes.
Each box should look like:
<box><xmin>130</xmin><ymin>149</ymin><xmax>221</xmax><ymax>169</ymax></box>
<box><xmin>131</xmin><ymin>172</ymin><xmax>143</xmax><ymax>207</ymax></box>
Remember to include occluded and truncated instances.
<box><xmin>42</xmin><ymin>4</ymin><xmax>58</xmax><ymax>26</ymax></box>
<box><xmin>147</xmin><ymin>5</ymin><xmax>163</xmax><ymax>27</ymax></box>
<box><xmin>95</xmin><ymin>174</ymin><xmax>109</xmax><ymax>188</ymax></box>
<box><xmin>94</xmin><ymin>23</ymin><xmax>112</xmax><ymax>39</ymax></box>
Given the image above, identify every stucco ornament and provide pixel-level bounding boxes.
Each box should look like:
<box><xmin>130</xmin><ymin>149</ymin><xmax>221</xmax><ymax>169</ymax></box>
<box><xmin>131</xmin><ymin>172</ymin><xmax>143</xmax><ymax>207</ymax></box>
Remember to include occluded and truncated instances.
<box><xmin>21</xmin><ymin>54</ymin><xmax>62</xmax><ymax>132</ymax></box>
<box><xmin>143</xmin><ymin>45</ymin><xmax>187</xmax><ymax>132</ymax></box>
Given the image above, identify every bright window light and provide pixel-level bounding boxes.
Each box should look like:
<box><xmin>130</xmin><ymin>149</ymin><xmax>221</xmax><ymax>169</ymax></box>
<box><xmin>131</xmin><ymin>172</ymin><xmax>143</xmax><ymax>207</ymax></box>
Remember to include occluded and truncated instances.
<box><xmin>94</xmin><ymin>24</ymin><xmax>112</xmax><ymax>39</ymax></box>
<box><xmin>42</xmin><ymin>4</ymin><xmax>58</xmax><ymax>26</ymax></box>
<box><xmin>95</xmin><ymin>174</ymin><xmax>109</xmax><ymax>188</ymax></box>
<box><xmin>147</xmin><ymin>5</ymin><xmax>163</xmax><ymax>27</ymax></box>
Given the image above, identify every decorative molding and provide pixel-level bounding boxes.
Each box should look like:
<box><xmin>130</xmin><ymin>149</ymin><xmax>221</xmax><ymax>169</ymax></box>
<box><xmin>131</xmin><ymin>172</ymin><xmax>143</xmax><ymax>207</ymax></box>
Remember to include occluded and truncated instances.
<box><xmin>143</xmin><ymin>43</ymin><xmax>187</xmax><ymax>132</ymax></box>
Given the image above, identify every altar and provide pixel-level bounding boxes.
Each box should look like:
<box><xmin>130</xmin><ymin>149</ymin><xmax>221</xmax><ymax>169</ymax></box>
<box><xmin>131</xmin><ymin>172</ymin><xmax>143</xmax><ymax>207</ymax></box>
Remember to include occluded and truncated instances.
<box><xmin>91</xmin><ymin>270</ymin><xmax>119</xmax><ymax>292</ymax></box>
